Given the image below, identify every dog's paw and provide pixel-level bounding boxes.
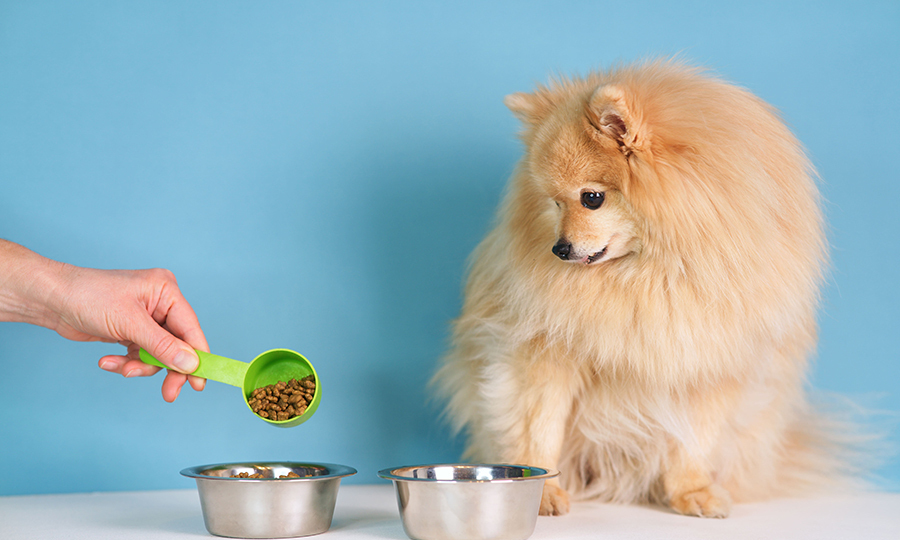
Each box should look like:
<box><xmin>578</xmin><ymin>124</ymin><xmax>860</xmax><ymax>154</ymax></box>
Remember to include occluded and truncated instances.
<box><xmin>539</xmin><ymin>483</ymin><xmax>570</xmax><ymax>516</ymax></box>
<box><xmin>669</xmin><ymin>483</ymin><xmax>732</xmax><ymax>518</ymax></box>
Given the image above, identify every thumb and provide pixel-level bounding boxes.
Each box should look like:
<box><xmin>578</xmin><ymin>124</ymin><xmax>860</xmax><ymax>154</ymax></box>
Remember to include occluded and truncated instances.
<box><xmin>133</xmin><ymin>314</ymin><xmax>199</xmax><ymax>374</ymax></box>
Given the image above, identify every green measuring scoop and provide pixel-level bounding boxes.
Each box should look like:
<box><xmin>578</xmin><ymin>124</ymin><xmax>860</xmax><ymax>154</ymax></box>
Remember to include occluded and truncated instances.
<box><xmin>138</xmin><ymin>348</ymin><xmax>320</xmax><ymax>428</ymax></box>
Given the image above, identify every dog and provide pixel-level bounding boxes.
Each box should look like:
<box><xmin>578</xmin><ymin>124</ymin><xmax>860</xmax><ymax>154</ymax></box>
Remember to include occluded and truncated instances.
<box><xmin>433</xmin><ymin>60</ymin><xmax>859</xmax><ymax>518</ymax></box>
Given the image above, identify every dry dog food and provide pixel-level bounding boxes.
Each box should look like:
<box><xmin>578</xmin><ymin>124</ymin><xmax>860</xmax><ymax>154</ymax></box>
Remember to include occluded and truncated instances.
<box><xmin>230</xmin><ymin>471</ymin><xmax>302</xmax><ymax>479</ymax></box>
<box><xmin>248</xmin><ymin>376</ymin><xmax>316</xmax><ymax>421</ymax></box>
<box><xmin>231</xmin><ymin>471</ymin><xmax>265</xmax><ymax>479</ymax></box>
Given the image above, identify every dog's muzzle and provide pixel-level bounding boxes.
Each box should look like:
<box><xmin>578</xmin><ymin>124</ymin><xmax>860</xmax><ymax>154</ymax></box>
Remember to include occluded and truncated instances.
<box><xmin>552</xmin><ymin>240</ymin><xmax>572</xmax><ymax>260</ymax></box>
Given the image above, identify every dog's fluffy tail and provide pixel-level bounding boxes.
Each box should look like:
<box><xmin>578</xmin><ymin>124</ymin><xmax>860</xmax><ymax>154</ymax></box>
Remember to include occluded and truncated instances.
<box><xmin>775</xmin><ymin>392</ymin><xmax>894</xmax><ymax>497</ymax></box>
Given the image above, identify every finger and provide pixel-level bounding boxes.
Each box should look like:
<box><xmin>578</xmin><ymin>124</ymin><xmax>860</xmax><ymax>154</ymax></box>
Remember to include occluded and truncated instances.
<box><xmin>99</xmin><ymin>354</ymin><xmax>164</xmax><ymax>377</ymax></box>
<box><xmin>187</xmin><ymin>374</ymin><xmax>206</xmax><ymax>392</ymax></box>
<box><xmin>161</xmin><ymin>370</ymin><xmax>188</xmax><ymax>402</ymax></box>
<box><xmin>98</xmin><ymin>355</ymin><xmax>127</xmax><ymax>374</ymax></box>
<box><xmin>119</xmin><ymin>357</ymin><xmax>164</xmax><ymax>378</ymax></box>
<box><xmin>130</xmin><ymin>310</ymin><xmax>200</xmax><ymax>374</ymax></box>
<box><xmin>155</xmin><ymin>281</ymin><xmax>210</xmax><ymax>354</ymax></box>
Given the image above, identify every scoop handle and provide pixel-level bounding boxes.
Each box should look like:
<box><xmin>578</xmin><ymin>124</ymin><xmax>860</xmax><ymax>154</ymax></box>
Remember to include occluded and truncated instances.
<box><xmin>138</xmin><ymin>349</ymin><xmax>247</xmax><ymax>388</ymax></box>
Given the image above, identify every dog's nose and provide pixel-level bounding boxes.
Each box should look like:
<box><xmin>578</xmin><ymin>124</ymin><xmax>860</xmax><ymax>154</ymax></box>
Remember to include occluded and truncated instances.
<box><xmin>552</xmin><ymin>240</ymin><xmax>572</xmax><ymax>260</ymax></box>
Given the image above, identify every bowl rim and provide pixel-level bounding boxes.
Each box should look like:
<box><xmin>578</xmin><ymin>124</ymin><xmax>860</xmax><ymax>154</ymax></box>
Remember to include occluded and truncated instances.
<box><xmin>377</xmin><ymin>463</ymin><xmax>559</xmax><ymax>483</ymax></box>
<box><xmin>181</xmin><ymin>461</ymin><xmax>357</xmax><ymax>481</ymax></box>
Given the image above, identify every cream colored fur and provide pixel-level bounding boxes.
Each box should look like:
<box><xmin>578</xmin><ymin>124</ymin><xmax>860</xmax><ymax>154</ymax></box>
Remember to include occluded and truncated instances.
<box><xmin>433</xmin><ymin>60</ymin><xmax>857</xmax><ymax>518</ymax></box>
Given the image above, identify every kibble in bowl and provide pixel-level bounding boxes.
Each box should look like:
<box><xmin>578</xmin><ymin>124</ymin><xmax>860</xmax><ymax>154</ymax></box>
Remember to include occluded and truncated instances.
<box><xmin>182</xmin><ymin>462</ymin><xmax>357</xmax><ymax>538</ymax></box>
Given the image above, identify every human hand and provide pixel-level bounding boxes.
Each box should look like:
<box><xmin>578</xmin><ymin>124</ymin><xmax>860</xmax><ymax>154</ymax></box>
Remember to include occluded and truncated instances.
<box><xmin>0</xmin><ymin>240</ymin><xmax>208</xmax><ymax>402</ymax></box>
<box><xmin>55</xmin><ymin>265</ymin><xmax>209</xmax><ymax>402</ymax></box>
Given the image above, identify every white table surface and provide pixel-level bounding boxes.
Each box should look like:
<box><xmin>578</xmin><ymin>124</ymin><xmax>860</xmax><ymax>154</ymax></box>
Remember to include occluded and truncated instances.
<box><xmin>1</xmin><ymin>484</ymin><xmax>899</xmax><ymax>540</ymax></box>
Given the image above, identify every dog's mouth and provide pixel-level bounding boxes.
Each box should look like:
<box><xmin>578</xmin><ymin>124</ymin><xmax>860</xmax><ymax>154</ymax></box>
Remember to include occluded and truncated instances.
<box><xmin>583</xmin><ymin>246</ymin><xmax>608</xmax><ymax>264</ymax></box>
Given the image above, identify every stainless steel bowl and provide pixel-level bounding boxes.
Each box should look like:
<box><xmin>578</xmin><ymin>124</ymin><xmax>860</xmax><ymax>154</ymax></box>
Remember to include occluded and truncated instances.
<box><xmin>378</xmin><ymin>464</ymin><xmax>558</xmax><ymax>540</ymax></box>
<box><xmin>181</xmin><ymin>462</ymin><xmax>356</xmax><ymax>538</ymax></box>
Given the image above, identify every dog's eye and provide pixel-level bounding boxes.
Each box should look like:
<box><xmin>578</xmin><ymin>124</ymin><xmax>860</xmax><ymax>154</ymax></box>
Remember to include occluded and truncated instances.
<box><xmin>581</xmin><ymin>191</ymin><xmax>605</xmax><ymax>210</ymax></box>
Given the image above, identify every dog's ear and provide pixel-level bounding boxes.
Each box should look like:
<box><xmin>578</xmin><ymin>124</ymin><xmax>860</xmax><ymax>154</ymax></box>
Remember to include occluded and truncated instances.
<box><xmin>586</xmin><ymin>84</ymin><xmax>647</xmax><ymax>155</ymax></box>
<box><xmin>505</xmin><ymin>89</ymin><xmax>555</xmax><ymax>125</ymax></box>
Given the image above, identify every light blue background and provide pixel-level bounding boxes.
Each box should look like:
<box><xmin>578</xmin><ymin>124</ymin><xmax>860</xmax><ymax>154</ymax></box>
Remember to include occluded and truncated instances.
<box><xmin>1</xmin><ymin>1</ymin><xmax>897</xmax><ymax>496</ymax></box>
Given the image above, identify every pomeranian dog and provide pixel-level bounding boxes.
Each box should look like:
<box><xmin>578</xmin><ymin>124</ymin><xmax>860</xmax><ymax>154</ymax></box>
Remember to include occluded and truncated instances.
<box><xmin>434</xmin><ymin>60</ymin><xmax>857</xmax><ymax>518</ymax></box>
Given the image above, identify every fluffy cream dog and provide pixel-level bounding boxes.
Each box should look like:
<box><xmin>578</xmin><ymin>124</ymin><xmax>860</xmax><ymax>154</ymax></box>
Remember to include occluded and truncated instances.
<box><xmin>434</xmin><ymin>60</ymin><xmax>854</xmax><ymax>518</ymax></box>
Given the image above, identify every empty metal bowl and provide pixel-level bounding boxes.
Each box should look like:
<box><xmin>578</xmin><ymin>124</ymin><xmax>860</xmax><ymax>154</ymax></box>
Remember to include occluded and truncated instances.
<box><xmin>378</xmin><ymin>464</ymin><xmax>558</xmax><ymax>540</ymax></box>
<box><xmin>181</xmin><ymin>462</ymin><xmax>357</xmax><ymax>538</ymax></box>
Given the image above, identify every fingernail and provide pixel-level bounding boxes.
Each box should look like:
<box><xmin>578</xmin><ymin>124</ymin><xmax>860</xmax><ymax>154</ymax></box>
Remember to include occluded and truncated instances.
<box><xmin>125</xmin><ymin>368</ymin><xmax>143</xmax><ymax>378</ymax></box>
<box><xmin>173</xmin><ymin>350</ymin><xmax>199</xmax><ymax>373</ymax></box>
<box><xmin>100</xmin><ymin>361</ymin><xmax>117</xmax><ymax>372</ymax></box>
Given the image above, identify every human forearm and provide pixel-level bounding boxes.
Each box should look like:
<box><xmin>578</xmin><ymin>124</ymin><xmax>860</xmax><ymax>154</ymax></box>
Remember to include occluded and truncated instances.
<box><xmin>0</xmin><ymin>239</ymin><xmax>68</xmax><ymax>329</ymax></box>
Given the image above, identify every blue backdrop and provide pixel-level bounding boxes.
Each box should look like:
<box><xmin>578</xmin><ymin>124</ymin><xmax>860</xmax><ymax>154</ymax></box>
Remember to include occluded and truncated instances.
<box><xmin>1</xmin><ymin>1</ymin><xmax>897</xmax><ymax>496</ymax></box>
